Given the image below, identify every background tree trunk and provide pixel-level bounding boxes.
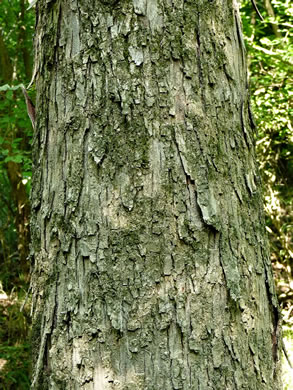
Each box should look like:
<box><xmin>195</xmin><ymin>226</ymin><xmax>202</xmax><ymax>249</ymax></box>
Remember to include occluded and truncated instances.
<box><xmin>6</xmin><ymin>160</ymin><xmax>30</xmax><ymax>272</ymax></box>
<box><xmin>31</xmin><ymin>0</ymin><xmax>282</xmax><ymax>388</ymax></box>
<box><xmin>0</xmin><ymin>28</ymin><xmax>30</xmax><ymax>273</ymax></box>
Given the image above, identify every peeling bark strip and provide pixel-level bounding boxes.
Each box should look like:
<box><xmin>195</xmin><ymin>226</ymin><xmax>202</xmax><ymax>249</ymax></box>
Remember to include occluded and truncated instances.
<box><xmin>30</xmin><ymin>0</ymin><xmax>282</xmax><ymax>388</ymax></box>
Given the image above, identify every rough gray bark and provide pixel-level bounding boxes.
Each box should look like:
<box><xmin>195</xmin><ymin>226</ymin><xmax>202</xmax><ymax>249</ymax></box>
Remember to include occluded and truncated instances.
<box><xmin>30</xmin><ymin>0</ymin><xmax>282</xmax><ymax>388</ymax></box>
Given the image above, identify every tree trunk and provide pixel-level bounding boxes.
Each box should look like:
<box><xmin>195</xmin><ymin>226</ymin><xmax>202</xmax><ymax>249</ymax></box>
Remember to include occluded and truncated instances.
<box><xmin>6</xmin><ymin>160</ymin><xmax>30</xmax><ymax>273</ymax></box>
<box><xmin>30</xmin><ymin>0</ymin><xmax>282</xmax><ymax>388</ymax></box>
<box><xmin>263</xmin><ymin>0</ymin><xmax>282</xmax><ymax>39</ymax></box>
<box><xmin>0</xmin><ymin>28</ymin><xmax>30</xmax><ymax>273</ymax></box>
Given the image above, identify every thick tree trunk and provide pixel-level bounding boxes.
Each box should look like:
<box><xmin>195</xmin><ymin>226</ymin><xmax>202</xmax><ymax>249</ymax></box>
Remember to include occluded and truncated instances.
<box><xmin>30</xmin><ymin>0</ymin><xmax>282</xmax><ymax>388</ymax></box>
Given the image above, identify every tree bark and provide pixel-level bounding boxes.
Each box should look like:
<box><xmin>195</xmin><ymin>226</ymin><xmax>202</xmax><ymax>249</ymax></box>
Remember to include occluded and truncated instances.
<box><xmin>30</xmin><ymin>0</ymin><xmax>282</xmax><ymax>388</ymax></box>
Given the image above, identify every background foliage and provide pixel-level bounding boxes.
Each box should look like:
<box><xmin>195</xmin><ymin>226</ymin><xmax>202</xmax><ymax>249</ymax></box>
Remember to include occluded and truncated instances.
<box><xmin>0</xmin><ymin>0</ymin><xmax>34</xmax><ymax>387</ymax></box>
<box><xmin>0</xmin><ymin>0</ymin><xmax>291</xmax><ymax>387</ymax></box>
<box><xmin>241</xmin><ymin>0</ymin><xmax>293</xmax><ymax>320</ymax></box>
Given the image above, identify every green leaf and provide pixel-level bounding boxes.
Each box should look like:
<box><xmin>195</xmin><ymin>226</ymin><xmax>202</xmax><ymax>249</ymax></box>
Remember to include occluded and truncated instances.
<box><xmin>4</xmin><ymin>155</ymin><xmax>23</xmax><ymax>163</ymax></box>
<box><xmin>6</xmin><ymin>90</ymin><xmax>13</xmax><ymax>100</ymax></box>
<box><xmin>0</xmin><ymin>83</ymin><xmax>25</xmax><ymax>91</ymax></box>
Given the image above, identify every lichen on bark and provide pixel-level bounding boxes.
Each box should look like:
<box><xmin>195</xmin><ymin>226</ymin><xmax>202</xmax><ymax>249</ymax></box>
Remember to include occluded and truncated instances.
<box><xmin>30</xmin><ymin>0</ymin><xmax>282</xmax><ymax>388</ymax></box>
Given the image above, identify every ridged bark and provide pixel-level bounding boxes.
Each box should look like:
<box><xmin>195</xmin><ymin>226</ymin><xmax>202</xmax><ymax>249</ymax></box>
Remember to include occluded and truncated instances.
<box><xmin>30</xmin><ymin>0</ymin><xmax>282</xmax><ymax>388</ymax></box>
